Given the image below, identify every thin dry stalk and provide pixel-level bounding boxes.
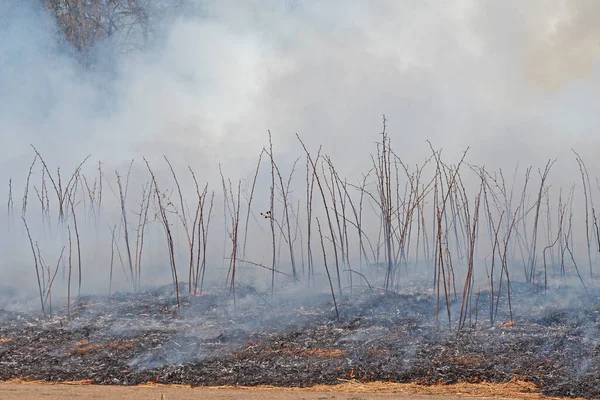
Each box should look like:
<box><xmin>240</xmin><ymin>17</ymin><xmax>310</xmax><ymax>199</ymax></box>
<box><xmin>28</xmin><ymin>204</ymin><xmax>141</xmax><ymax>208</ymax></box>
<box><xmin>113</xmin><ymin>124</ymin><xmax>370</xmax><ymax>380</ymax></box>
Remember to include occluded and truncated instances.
<box><xmin>573</xmin><ymin>151</ymin><xmax>595</xmax><ymax>278</ymax></box>
<box><xmin>227</xmin><ymin>181</ymin><xmax>242</xmax><ymax>307</ymax></box>
<box><xmin>43</xmin><ymin>247</ymin><xmax>65</xmax><ymax>315</ymax></box>
<box><xmin>305</xmin><ymin>150</ymin><xmax>318</xmax><ymax>286</ymax></box>
<box><xmin>188</xmin><ymin>169</ymin><xmax>203</xmax><ymax>297</ymax></box>
<box><xmin>144</xmin><ymin>158</ymin><xmax>180</xmax><ymax>308</ymax></box>
<box><xmin>316</xmin><ymin>217</ymin><xmax>339</xmax><ymax>320</ymax></box>
<box><xmin>165</xmin><ymin>158</ymin><xmax>197</xmax><ymax>301</ymax></box>
<box><xmin>67</xmin><ymin>225</ymin><xmax>73</xmax><ymax>318</ymax></box>
<box><xmin>7</xmin><ymin>178</ymin><xmax>13</xmax><ymax>231</ymax></box>
<box><xmin>527</xmin><ymin>160</ymin><xmax>556</xmax><ymax>283</ymax></box>
<box><xmin>275</xmin><ymin>156</ymin><xmax>300</xmax><ymax>280</ymax></box>
<box><xmin>458</xmin><ymin>177</ymin><xmax>483</xmax><ymax>330</ymax></box>
<box><xmin>115</xmin><ymin>167</ymin><xmax>135</xmax><ymax>290</ymax></box>
<box><xmin>133</xmin><ymin>181</ymin><xmax>153</xmax><ymax>291</ymax></box>
<box><xmin>268</xmin><ymin>132</ymin><xmax>277</xmax><ymax>293</ymax></box>
<box><xmin>198</xmin><ymin>192</ymin><xmax>214</xmax><ymax>293</ymax></box>
<box><xmin>22</xmin><ymin>217</ymin><xmax>45</xmax><ymax>317</ymax></box>
<box><xmin>68</xmin><ymin>195</ymin><xmax>82</xmax><ymax>298</ymax></box>
<box><xmin>109</xmin><ymin>225</ymin><xmax>117</xmax><ymax>297</ymax></box>
<box><xmin>22</xmin><ymin>155</ymin><xmax>38</xmax><ymax>217</ymax></box>
<box><xmin>30</xmin><ymin>146</ymin><xmax>89</xmax><ymax>221</ymax></box>
<box><xmin>242</xmin><ymin>152</ymin><xmax>263</xmax><ymax>260</ymax></box>
<box><xmin>234</xmin><ymin>258</ymin><xmax>299</xmax><ymax>281</ymax></box>
<box><xmin>297</xmin><ymin>135</ymin><xmax>342</xmax><ymax>296</ymax></box>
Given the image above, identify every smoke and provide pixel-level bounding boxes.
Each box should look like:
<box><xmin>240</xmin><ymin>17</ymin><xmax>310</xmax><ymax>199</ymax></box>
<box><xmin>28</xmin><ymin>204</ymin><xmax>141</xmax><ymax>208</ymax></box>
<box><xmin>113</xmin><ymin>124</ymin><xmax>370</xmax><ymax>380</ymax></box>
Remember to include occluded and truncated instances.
<box><xmin>523</xmin><ymin>0</ymin><xmax>600</xmax><ymax>91</ymax></box>
<box><xmin>3</xmin><ymin>1</ymin><xmax>600</xmax><ymax>169</ymax></box>
<box><xmin>2</xmin><ymin>0</ymin><xmax>600</xmax><ymax>299</ymax></box>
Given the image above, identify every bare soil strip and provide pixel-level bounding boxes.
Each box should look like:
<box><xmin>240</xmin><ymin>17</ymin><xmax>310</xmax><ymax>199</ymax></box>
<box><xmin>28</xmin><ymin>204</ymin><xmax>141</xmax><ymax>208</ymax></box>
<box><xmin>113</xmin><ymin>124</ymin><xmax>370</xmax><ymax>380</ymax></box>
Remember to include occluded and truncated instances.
<box><xmin>0</xmin><ymin>379</ymin><xmax>584</xmax><ymax>400</ymax></box>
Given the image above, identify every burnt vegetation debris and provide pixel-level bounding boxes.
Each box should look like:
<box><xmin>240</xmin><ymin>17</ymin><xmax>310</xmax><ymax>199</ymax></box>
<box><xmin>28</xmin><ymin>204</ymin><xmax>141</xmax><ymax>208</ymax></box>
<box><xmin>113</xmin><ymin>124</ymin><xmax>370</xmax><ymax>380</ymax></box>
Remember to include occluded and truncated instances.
<box><xmin>1</xmin><ymin>285</ymin><xmax>600</xmax><ymax>399</ymax></box>
<box><xmin>3</xmin><ymin>2</ymin><xmax>600</xmax><ymax>399</ymax></box>
<box><xmin>4</xmin><ymin>111</ymin><xmax>600</xmax><ymax>400</ymax></box>
<box><xmin>3</xmin><ymin>123</ymin><xmax>600</xmax><ymax>399</ymax></box>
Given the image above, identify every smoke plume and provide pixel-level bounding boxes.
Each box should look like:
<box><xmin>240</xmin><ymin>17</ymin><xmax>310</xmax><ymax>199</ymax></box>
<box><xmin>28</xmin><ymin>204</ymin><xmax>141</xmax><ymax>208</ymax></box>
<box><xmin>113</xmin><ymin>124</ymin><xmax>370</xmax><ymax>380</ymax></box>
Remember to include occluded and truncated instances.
<box><xmin>2</xmin><ymin>0</ymin><xmax>600</xmax><ymax>298</ymax></box>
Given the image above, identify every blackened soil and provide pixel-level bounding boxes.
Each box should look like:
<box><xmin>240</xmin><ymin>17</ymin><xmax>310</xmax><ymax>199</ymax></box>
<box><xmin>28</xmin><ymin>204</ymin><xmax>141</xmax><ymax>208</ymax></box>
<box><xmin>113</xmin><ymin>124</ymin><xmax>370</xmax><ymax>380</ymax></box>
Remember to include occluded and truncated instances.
<box><xmin>1</xmin><ymin>284</ymin><xmax>599</xmax><ymax>399</ymax></box>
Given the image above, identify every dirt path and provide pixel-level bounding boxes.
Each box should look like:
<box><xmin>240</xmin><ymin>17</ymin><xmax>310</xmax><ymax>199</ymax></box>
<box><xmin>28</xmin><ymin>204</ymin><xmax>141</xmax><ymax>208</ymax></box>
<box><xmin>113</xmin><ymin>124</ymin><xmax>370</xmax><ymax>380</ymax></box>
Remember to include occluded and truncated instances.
<box><xmin>0</xmin><ymin>380</ymin><xmax>563</xmax><ymax>400</ymax></box>
<box><xmin>0</xmin><ymin>384</ymin><xmax>469</xmax><ymax>400</ymax></box>
<box><xmin>0</xmin><ymin>384</ymin><xmax>516</xmax><ymax>400</ymax></box>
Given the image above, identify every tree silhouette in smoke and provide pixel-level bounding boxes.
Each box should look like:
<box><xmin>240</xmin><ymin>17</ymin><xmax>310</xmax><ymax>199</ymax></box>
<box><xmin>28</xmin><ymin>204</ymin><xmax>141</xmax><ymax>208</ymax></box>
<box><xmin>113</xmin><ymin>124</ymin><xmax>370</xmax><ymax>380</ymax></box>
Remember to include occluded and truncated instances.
<box><xmin>41</xmin><ymin>0</ymin><xmax>186</xmax><ymax>66</ymax></box>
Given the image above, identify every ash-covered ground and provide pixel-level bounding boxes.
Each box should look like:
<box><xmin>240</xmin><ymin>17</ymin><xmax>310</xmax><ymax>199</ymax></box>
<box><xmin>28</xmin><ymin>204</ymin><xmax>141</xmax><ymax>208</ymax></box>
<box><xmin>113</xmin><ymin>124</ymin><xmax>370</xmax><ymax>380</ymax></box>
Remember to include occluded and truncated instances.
<box><xmin>1</xmin><ymin>282</ymin><xmax>600</xmax><ymax>399</ymax></box>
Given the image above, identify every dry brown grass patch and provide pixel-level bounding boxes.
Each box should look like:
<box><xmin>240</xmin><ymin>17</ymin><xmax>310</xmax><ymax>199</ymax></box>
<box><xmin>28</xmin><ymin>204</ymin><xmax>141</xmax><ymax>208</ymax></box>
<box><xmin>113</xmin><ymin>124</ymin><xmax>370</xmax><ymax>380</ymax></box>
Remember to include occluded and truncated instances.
<box><xmin>70</xmin><ymin>341</ymin><xmax>135</xmax><ymax>356</ymax></box>
<box><xmin>452</xmin><ymin>356</ymin><xmax>481</xmax><ymax>366</ymax></box>
<box><xmin>305</xmin><ymin>348</ymin><xmax>345</xmax><ymax>358</ymax></box>
<box><xmin>365</xmin><ymin>347</ymin><xmax>389</xmax><ymax>357</ymax></box>
<box><xmin>3</xmin><ymin>378</ymin><xmax>94</xmax><ymax>385</ymax></box>
<box><xmin>0</xmin><ymin>378</ymin><xmax>587</xmax><ymax>399</ymax></box>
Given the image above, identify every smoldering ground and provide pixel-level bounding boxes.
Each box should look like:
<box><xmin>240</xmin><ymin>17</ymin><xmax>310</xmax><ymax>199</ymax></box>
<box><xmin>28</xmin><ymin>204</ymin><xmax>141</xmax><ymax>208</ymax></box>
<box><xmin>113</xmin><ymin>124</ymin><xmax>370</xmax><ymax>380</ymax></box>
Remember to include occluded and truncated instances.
<box><xmin>2</xmin><ymin>1</ymin><xmax>600</xmax><ymax>398</ymax></box>
<box><xmin>1</xmin><ymin>282</ymin><xmax>600</xmax><ymax>398</ymax></box>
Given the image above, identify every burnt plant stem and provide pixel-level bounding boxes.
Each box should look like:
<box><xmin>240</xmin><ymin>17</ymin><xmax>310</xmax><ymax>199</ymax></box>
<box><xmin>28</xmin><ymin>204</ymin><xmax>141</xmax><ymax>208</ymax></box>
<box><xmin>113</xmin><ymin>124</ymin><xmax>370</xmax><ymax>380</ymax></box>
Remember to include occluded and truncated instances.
<box><xmin>67</xmin><ymin>225</ymin><xmax>73</xmax><ymax>318</ymax></box>
<box><xmin>22</xmin><ymin>217</ymin><xmax>45</xmax><ymax>317</ymax></box>
<box><xmin>317</xmin><ymin>218</ymin><xmax>339</xmax><ymax>320</ymax></box>
<box><xmin>68</xmin><ymin>195</ymin><xmax>82</xmax><ymax>298</ymax></box>
<box><xmin>116</xmin><ymin>169</ymin><xmax>135</xmax><ymax>290</ymax></box>
<box><xmin>269</xmin><ymin>133</ymin><xmax>277</xmax><ymax>294</ymax></box>
<box><xmin>144</xmin><ymin>158</ymin><xmax>180</xmax><ymax>308</ymax></box>
<box><xmin>297</xmin><ymin>135</ymin><xmax>342</xmax><ymax>296</ymax></box>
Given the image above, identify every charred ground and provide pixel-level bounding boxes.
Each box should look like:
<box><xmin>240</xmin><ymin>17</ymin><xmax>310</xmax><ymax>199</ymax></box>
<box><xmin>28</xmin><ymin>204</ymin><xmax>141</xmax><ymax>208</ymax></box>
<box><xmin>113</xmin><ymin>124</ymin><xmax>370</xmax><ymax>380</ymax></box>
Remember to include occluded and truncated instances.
<box><xmin>1</xmin><ymin>284</ymin><xmax>599</xmax><ymax>399</ymax></box>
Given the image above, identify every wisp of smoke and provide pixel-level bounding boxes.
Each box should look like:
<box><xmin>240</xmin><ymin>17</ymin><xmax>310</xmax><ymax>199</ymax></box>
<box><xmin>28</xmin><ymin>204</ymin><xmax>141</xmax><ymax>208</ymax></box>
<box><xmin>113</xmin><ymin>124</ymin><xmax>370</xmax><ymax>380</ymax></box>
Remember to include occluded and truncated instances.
<box><xmin>2</xmin><ymin>0</ymin><xmax>600</xmax><ymax>306</ymax></box>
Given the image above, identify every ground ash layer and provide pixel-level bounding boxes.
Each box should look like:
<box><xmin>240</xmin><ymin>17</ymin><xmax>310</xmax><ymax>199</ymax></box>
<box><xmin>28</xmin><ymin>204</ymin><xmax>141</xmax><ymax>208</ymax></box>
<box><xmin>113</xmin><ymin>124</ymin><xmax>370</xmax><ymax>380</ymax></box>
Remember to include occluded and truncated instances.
<box><xmin>1</xmin><ymin>284</ymin><xmax>599</xmax><ymax>399</ymax></box>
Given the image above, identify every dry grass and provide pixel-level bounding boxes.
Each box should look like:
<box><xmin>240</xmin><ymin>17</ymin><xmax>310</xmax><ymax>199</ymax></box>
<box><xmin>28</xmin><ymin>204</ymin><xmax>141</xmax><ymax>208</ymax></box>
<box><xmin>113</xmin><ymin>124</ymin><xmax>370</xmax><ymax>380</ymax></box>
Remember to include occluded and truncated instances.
<box><xmin>251</xmin><ymin>347</ymin><xmax>346</xmax><ymax>359</ymax></box>
<box><xmin>5</xmin><ymin>378</ymin><xmax>94</xmax><ymax>385</ymax></box>
<box><xmin>69</xmin><ymin>340</ymin><xmax>135</xmax><ymax>356</ymax></box>
<box><xmin>305</xmin><ymin>348</ymin><xmax>345</xmax><ymax>358</ymax></box>
<box><xmin>451</xmin><ymin>356</ymin><xmax>482</xmax><ymax>366</ymax></box>
<box><xmin>365</xmin><ymin>347</ymin><xmax>390</xmax><ymax>358</ymax></box>
<box><xmin>0</xmin><ymin>337</ymin><xmax>13</xmax><ymax>344</ymax></box>
<box><xmin>1</xmin><ymin>378</ymin><xmax>586</xmax><ymax>399</ymax></box>
<box><xmin>217</xmin><ymin>379</ymin><xmax>580</xmax><ymax>399</ymax></box>
<box><xmin>312</xmin><ymin>380</ymin><xmax>542</xmax><ymax>397</ymax></box>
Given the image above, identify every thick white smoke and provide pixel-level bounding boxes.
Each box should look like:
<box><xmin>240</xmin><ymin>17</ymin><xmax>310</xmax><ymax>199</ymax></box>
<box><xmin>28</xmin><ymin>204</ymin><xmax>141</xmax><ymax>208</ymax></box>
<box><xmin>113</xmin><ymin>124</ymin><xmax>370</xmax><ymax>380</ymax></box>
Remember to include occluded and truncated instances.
<box><xmin>2</xmin><ymin>0</ymin><xmax>600</xmax><ymax>300</ymax></box>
